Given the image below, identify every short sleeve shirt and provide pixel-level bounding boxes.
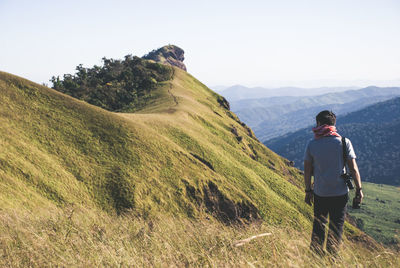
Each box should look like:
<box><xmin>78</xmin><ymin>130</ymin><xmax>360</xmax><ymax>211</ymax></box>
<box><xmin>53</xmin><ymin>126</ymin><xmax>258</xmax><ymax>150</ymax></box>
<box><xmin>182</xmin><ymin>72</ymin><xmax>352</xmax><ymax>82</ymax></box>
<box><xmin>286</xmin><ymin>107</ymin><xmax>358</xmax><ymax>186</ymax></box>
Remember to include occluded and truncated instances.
<box><xmin>304</xmin><ymin>136</ymin><xmax>356</xmax><ymax>197</ymax></box>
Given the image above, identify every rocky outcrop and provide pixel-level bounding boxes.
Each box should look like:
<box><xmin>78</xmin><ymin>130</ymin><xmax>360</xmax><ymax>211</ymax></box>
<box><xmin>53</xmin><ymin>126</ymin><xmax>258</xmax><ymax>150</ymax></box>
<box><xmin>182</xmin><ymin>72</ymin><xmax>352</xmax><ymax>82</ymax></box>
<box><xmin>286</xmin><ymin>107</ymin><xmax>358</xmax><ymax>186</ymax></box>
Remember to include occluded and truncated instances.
<box><xmin>143</xmin><ymin>45</ymin><xmax>187</xmax><ymax>71</ymax></box>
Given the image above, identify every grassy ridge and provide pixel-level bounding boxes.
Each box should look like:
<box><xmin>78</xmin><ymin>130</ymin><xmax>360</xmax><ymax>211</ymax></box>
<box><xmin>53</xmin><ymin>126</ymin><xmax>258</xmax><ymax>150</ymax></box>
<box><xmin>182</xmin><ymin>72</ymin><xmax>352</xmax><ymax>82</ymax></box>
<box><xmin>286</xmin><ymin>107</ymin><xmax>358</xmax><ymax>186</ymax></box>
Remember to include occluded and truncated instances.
<box><xmin>0</xmin><ymin>69</ymin><xmax>310</xmax><ymax>223</ymax></box>
<box><xmin>0</xmin><ymin>69</ymin><xmax>398</xmax><ymax>266</ymax></box>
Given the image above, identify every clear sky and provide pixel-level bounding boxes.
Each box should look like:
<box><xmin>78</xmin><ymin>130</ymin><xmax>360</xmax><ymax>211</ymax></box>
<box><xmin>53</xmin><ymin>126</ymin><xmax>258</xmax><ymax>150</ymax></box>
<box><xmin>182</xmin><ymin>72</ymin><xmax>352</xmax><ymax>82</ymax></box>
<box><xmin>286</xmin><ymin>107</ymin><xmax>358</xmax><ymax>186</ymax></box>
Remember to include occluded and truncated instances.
<box><xmin>1</xmin><ymin>0</ymin><xmax>399</xmax><ymax>88</ymax></box>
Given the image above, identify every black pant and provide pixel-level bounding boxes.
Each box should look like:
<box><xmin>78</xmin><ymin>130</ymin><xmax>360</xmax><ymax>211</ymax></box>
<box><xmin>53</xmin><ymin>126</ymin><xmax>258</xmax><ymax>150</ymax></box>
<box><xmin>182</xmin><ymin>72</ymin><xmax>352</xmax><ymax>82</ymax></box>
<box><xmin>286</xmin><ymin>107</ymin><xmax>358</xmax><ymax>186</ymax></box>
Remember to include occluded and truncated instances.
<box><xmin>311</xmin><ymin>193</ymin><xmax>348</xmax><ymax>254</ymax></box>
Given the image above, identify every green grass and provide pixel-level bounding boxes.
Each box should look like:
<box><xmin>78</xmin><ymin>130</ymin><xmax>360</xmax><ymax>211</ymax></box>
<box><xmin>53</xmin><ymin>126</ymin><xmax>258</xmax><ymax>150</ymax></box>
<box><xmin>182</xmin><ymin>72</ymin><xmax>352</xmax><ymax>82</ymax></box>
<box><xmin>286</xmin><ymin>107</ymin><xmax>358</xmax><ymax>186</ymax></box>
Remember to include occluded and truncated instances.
<box><xmin>348</xmin><ymin>182</ymin><xmax>400</xmax><ymax>248</ymax></box>
<box><xmin>0</xmin><ymin>69</ymin><xmax>309</xmax><ymax>222</ymax></box>
<box><xmin>0</xmin><ymin>69</ymin><xmax>399</xmax><ymax>266</ymax></box>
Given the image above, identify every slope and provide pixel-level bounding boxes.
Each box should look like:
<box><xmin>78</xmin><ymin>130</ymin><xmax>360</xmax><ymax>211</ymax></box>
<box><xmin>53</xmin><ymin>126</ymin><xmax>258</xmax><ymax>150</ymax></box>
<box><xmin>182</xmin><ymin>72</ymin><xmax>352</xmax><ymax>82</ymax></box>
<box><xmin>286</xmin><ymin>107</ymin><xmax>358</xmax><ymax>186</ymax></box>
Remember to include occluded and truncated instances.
<box><xmin>0</xmin><ymin>66</ymin><xmax>314</xmax><ymax>224</ymax></box>
<box><xmin>266</xmin><ymin>97</ymin><xmax>400</xmax><ymax>186</ymax></box>
<box><xmin>0</xmin><ymin>63</ymin><xmax>397</xmax><ymax>266</ymax></box>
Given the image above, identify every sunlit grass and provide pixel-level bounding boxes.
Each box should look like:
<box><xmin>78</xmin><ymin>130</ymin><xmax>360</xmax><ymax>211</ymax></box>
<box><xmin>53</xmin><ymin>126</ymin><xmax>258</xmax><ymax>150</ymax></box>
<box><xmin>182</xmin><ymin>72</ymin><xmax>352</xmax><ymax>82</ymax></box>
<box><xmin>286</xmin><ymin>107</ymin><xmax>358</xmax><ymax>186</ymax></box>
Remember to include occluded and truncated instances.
<box><xmin>348</xmin><ymin>182</ymin><xmax>400</xmax><ymax>247</ymax></box>
<box><xmin>1</xmin><ymin>206</ymin><xmax>398</xmax><ymax>267</ymax></box>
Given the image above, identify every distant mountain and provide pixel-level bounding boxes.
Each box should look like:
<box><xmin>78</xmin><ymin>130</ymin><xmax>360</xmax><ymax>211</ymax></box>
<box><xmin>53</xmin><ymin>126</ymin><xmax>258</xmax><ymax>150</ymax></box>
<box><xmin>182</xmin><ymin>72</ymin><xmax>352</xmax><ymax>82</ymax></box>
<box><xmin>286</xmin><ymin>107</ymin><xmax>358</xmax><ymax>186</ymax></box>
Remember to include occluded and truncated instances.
<box><xmin>231</xmin><ymin>86</ymin><xmax>400</xmax><ymax>141</ymax></box>
<box><xmin>220</xmin><ymin>85</ymin><xmax>358</xmax><ymax>102</ymax></box>
<box><xmin>265</xmin><ymin>97</ymin><xmax>400</xmax><ymax>186</ymax></box>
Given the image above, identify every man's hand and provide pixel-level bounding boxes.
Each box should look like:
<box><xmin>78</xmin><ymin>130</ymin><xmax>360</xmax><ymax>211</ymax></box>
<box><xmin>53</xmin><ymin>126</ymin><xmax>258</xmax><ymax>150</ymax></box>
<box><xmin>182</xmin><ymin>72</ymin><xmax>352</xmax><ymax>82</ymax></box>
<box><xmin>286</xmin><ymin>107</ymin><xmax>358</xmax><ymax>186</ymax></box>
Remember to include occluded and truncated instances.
<box><xmin>305</xmin><ymin>192</ymin><xmax>313</xmax><ymax>206</ymax></box>
<box><xmin>355</xmin><ymin>189</ymin><xmax>364</xmax><ymax>203</ymax></box>
<box><xmin>304</xmin><ymin>160</ymin><xmax>313</xmax><ymax>206</ymax></box>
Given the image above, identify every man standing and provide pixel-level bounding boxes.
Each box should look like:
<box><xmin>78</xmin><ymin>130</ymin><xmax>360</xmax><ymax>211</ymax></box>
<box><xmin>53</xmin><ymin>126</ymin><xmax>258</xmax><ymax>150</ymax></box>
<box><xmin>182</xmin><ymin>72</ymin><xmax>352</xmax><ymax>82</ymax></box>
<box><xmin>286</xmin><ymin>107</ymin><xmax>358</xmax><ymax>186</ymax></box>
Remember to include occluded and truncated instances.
<box><xmin>304</xmin><ymin>110</ymin><xmax>363</xmax><ymax>255</ymax></box>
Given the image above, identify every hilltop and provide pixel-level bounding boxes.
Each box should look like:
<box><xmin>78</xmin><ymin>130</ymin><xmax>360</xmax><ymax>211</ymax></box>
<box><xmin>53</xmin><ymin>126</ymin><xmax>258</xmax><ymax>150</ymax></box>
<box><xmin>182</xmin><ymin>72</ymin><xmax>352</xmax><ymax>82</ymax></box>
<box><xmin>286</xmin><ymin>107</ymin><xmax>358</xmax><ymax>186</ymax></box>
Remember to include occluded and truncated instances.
<box><xmin>143</xmin><ymin>44</ymin><xmax>187</xmax><ymax>71</ymax></box>
<box><xmin>0</xmin><ymin>47</ymin><xmax>398</xmax><ymax>266</ymax></box>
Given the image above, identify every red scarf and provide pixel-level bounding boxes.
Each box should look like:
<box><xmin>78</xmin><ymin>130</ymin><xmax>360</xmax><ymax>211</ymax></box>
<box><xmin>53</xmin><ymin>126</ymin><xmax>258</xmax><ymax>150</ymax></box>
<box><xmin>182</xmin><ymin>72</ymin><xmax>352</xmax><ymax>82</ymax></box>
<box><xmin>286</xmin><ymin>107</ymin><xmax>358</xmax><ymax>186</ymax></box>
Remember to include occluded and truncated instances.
<box><xmin>312</xmin><ymin>124</ymin><xmax>341</xmax><ymax>139</ymax></box>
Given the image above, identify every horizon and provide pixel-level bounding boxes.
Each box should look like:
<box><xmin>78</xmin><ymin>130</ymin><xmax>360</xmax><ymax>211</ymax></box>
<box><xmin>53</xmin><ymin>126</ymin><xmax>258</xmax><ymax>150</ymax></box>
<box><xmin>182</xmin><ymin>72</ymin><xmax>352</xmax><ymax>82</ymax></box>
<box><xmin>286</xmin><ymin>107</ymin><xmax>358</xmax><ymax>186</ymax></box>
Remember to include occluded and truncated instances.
<box><xmin>1</xmin><ymin>0</ymin><xmax>399</xmax><ymax>88</ymax></box>
<box><xmin>212</xmin><ymin>84</ymin><xmax>400</xmax><ymax>93</ymax></box>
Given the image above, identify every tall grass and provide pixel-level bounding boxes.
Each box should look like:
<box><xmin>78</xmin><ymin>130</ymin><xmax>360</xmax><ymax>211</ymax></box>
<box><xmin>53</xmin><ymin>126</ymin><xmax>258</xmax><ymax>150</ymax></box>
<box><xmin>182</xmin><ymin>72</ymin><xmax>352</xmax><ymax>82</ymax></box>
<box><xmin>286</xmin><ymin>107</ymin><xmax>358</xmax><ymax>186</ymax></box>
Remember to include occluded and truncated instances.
<box><xmin>1</xmin><ymin>205</ymin><xmax>398</xmax><ymax>267</ymax></box>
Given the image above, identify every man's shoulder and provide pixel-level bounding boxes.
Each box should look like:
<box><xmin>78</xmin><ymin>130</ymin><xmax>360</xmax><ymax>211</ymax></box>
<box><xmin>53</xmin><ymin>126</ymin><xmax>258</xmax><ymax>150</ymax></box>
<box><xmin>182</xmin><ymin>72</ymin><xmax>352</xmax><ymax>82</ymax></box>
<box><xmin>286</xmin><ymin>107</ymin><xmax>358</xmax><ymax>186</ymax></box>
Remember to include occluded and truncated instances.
<box><xmin>309</xmin><ymin>136</ymin><xmax>341</xmax><ymax>144</ymax></box>
<box><xmin>305</xmin><ymin>138</ymin><xmax>315</xmax><ymax>147</ymax></box>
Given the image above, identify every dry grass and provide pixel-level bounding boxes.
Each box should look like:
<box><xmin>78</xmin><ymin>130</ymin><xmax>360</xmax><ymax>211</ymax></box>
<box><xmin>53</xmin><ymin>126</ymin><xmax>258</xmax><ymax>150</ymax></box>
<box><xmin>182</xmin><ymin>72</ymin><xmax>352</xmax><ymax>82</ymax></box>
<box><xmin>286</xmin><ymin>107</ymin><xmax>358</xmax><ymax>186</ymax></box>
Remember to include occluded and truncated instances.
<box><xmin>1</xmin><ymin>205</ymin><xmax>398</xmax><ymax>267</ymax></box>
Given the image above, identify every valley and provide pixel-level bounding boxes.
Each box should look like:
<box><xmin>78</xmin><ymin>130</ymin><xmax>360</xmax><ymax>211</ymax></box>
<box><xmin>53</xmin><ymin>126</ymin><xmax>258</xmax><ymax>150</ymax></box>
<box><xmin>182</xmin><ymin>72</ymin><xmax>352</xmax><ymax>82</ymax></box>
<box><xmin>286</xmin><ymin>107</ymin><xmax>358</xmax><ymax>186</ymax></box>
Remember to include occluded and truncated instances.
<box><xmin>348</xmin><ymin>182</ymin><xmax>400</xmax><ymax>248</ymax></box>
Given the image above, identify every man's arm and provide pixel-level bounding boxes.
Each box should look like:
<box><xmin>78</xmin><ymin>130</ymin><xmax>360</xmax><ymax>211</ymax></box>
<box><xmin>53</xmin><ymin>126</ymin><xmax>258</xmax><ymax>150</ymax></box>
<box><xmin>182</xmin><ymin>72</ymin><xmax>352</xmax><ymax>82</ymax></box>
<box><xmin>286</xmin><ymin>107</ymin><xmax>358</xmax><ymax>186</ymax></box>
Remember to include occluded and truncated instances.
<box><xmin>304</xmin><ymin>160</ymin><xmax>313</xmax><ymax>205</ymax></box>
<box><xmin>304</xmin><ymin>160</ymin><xmax>313</xmax><ymax>190</ymax></box>
<box><xmin>347</xmin><ymin>158</ymin><xmax>364</xmax><ymax>201</ymax></box>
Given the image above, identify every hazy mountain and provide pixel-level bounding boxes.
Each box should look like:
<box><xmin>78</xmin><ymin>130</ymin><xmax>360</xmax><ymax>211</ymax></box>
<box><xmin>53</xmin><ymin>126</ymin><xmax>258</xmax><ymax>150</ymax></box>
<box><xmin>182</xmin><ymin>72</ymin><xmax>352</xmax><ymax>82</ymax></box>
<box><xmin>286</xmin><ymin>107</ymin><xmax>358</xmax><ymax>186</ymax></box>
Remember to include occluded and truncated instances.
<box><xmin>231</xmin><ymin>86</ymin><xmax>400</xmax><ymax>141</ymax></box>
<box><xmin>266</xmin><ymin>97</ymin><xmax>400</xmax><ymax>186</ymax></box>
<box><xmin>220</xmin><ymin>85</ymin><xmax>358</xmax><ymax>102</ymax></box>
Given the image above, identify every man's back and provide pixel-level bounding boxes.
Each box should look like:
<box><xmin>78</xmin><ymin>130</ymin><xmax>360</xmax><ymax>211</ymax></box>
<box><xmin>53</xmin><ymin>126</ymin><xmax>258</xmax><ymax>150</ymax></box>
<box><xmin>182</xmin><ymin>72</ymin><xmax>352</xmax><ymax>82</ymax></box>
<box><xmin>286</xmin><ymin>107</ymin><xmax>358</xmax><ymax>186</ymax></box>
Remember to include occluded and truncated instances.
<box><xmin>304</xmin><ymin>136</ymin><xmax>356</xmax><ymax>197</ymax></box>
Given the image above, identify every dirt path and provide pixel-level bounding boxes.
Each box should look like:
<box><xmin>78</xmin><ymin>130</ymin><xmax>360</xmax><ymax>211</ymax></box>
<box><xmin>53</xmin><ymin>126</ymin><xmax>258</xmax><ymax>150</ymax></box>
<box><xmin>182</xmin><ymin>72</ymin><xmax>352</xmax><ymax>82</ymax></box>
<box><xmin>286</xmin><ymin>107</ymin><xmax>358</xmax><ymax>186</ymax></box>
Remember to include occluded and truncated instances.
<box><xmin>168</xmin><ymin>84</ymin><xmax>178</xmax><ymax>106</ymax></box>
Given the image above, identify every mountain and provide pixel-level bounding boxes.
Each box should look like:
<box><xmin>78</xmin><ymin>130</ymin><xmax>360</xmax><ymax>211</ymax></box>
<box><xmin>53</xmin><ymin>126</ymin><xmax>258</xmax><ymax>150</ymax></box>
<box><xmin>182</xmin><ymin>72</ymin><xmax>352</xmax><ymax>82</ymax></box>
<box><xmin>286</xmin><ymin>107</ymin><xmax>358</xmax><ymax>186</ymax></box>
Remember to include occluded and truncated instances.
<box><xmin>231</xmin><ymin>86</ymin><xmax>400</xmax><ymax>141</ymax></box>
<box><xmin>3</xmin><ymin>66</ymin><xmax>309</xmax><ymax>224</ymax></box>
<box><xmin>220</xmin><ymin>85</ymin><xmax>358</xmax><ymax>102</ymax></box>
<box><xmin>0</xmin><ymin>47</ymin><xmax>396</xmax><ymax>265</ymax></box>
<box><xmin>266</xmin><ymin>97</ymin><xmax>400</xmax><ymax>186</ymax></box>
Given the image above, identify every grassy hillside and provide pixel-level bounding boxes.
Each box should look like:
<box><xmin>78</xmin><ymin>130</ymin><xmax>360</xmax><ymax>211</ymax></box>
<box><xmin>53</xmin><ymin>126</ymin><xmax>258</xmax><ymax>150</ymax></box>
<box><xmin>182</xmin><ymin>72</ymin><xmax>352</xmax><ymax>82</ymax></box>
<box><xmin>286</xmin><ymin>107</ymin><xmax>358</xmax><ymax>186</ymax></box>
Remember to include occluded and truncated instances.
<box><xmin>0</xmin><ymin>68</ymin><xmax>398</xmax><ymax>266</ymax></box>
<box><xmin>348</xmin><ymin>182</ymin><xmax>400</xmax><ymax>248</ymax></box>
<box><xmin>0</xmin><ymin>67</ymin><xmax>310</xmax><ymax>223</ymax></box>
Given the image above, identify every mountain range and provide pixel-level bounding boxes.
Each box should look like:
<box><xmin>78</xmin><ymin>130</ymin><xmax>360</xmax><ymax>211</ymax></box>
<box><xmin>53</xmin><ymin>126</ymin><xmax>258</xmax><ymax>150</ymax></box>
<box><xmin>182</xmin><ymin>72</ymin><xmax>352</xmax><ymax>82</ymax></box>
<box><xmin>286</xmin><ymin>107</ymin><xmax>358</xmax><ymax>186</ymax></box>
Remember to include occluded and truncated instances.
<box><xmin>217</xmin><ymin>85</ymin><xmax>358</xmax><ymax>102</ymax></box>
<box><xmin>266</xmin><ymin>97</ymin><xmax>400</xmax><ymax>186</ymax></box>
<box><xmin>230</xmin><ymin>86</ymin><xmax>400</xmax><ymax>141</ymax></box>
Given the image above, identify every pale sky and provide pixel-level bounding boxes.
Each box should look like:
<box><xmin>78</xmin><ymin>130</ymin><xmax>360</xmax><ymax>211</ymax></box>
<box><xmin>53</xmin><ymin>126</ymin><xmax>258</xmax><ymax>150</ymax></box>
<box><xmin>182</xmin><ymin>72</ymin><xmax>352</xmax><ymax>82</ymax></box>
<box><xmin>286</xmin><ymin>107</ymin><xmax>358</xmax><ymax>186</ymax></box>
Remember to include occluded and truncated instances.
<box><xmin>1</xmin><ymin>0</ymin><xmax>399</xmax><ymax>88</ymax></box>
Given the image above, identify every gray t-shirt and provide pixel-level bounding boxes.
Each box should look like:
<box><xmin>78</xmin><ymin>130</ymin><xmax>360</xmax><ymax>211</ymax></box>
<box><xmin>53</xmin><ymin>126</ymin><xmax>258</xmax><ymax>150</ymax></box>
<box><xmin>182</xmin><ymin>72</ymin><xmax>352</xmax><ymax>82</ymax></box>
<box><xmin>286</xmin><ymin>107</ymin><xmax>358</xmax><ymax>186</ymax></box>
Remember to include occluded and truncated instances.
<box><xmin>304</xmin><ymin>136</ymin><xmax>356</xmax><ymax>197</ymax></box>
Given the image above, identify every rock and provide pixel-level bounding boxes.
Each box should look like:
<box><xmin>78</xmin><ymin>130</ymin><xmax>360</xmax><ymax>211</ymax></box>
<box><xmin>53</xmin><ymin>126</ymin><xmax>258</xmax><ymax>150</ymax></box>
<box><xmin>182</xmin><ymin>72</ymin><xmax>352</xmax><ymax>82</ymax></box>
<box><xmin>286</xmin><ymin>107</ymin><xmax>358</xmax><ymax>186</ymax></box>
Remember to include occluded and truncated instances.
<box><xmin>143</xmin><ymin>45</ymin><xmax>187</xmax><ymax>71</ymax></box>
<box><xmin>217</xmin><ymin>95</ymin><xmax>230</xmax><ymax>110</ymax></box>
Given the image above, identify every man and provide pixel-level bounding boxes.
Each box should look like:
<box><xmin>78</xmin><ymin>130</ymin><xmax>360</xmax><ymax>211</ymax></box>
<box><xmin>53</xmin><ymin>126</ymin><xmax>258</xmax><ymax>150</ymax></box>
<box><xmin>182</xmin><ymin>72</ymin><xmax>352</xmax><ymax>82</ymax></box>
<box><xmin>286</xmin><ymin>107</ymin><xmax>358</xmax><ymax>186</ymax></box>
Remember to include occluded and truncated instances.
<box><xmin>304</xmin><ymin>110</ymin><xmax>363</xmax><ymax>255</ymax></box>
